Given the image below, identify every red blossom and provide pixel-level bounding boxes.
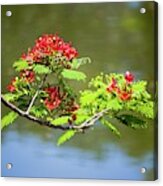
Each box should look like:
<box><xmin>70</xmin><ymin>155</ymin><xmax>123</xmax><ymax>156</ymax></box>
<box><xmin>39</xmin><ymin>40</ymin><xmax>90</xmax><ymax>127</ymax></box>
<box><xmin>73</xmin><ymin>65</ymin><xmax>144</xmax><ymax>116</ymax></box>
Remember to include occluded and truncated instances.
<box><xmin>106</xmin><ymin>78</ymin><xmax>118</xmax><ymax>93</ymax></box>
<box><xmin>44</xmin><ymin>98</ymin><xmax>61</xmax><ymax>111</ymax></box>
<box><xmin>106</xmin><ymin>75</ymin><xmax>134</xmax><ymax>101</ymax></box>
<box><xmin>119</xmin><ymin>90</ymin><xmax>132</xmax><ymax>101</ymax></box>
<box><xmin>7</xmin><ymin>78</ymin><xmax>16</xmax><ymax>92</ymax></box>
<box><xmin>20</xmin><ymin>70</ymin><xmax>35</xmax><ymax>83</ymax></box>
<box><xmin>44</xmin><ymin>86</ymin><xmax>62</xmax><ymax>111</ymax></box>
<box><xmin>21</xmin><ymin>34</ymin><xmax>78</xmax><ymax>63</ymax></box>
<box><xmin>125</xmin><ymin>71</ymin><xmax>134</xmax><ymax>84</ymax></box>
<box><xmin>7</xmin><ymin>84</ymin><xmax>16</xmax><ymax>92</ymax></box>
<box><xmin>44</xmin><ymin>87</ymin><xmax>60</xmax><ymax>100</ymax></box>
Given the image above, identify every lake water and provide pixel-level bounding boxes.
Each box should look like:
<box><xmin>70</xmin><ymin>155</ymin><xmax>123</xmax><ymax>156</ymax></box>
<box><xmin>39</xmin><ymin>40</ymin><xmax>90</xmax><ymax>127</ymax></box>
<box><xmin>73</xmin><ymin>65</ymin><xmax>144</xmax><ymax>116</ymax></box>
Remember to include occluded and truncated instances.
<box><xmin>1</xmin><ymin>2</ymin><xmax>157</xmax><ymax>180</ymax></box>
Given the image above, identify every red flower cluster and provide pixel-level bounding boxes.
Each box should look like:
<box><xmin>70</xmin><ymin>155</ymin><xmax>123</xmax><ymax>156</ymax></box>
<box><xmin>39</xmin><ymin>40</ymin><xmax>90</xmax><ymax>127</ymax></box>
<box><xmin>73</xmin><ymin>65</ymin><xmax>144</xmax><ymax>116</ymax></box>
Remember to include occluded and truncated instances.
<box><xmin>106</xmin><ymin>71</ymin><xmax>134</xmax><ymax>101</ymax></box>
<box><xmin>119</xmin><ymin>90</ymin><xmax>132</xmax><ymax>101</ymax></box>
<box><xmin>20</xmin><ymin>70</ymin><xmax>35</xmax><ymax>83</ymax></box>
<box><xmin>106</xmin><ymin>78</ymin><xmax>119</xmax><ymax>93</ymax></box>
<box><xmin>7</xmin><ymin>78</ymin><xmax>16</xmax><ymax>92</ymax></box>
<box><xmin>44</xmin><ymin>87</ymin><xmax>62</xmax><ymax>111</ymax></box>
<box><xmin>21</xmin><ymin>34</ymin><xmax>78</xmax><ymax>63</ymax></box>
<box><xmin>7</xmin><ymin>70</ymin><xmax>35</xmax><ymax>92</ymax></box>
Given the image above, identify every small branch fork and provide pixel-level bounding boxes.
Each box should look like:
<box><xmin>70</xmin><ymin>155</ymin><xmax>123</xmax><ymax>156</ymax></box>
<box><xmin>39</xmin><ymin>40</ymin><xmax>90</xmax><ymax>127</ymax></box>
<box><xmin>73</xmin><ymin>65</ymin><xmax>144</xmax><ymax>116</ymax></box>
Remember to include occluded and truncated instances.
<box><xmin>25</xmin><ymin>75</ymin><xmax>47</xmax><ymax>114</ymax></box>
<box><xmin>1</xmin><ymin>95</ymin><xmax>108</xmax><ymax>131</ymax></box>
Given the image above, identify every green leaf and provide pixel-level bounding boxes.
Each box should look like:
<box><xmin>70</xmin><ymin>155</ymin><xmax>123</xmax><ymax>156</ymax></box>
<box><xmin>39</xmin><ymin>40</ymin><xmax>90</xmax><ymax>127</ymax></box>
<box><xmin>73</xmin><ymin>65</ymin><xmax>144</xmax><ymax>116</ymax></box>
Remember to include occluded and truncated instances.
<box><xmin>57</xmin><ymin>130</ymin><xmax>76</xmax><ymax>146</ymax></box>
<box><xmin>116</xmin><ymin>114</ymin><xmax>147</xmax><ymax>129</ymax></box>
<box><xmin>132</xmin><ymin>81</ymin><xmax>151</xmax><ymax>100</ymax></box>
<box><xmin>75</xmin><ymin>114</ymin><xmax>90</xmax><ymax>125</ymax></box>
<box><xmin>107</xmin><ymin>98</ymin><xmax>122</xmax><ymax>111</ymax></box>
<box><xmin>1</xmin><ymin>111</ymin><xmax>18</xmax><ymax>130</ymax></box>
<box><xmin>132</xmin><ymin>81</ymin><xmax>147</xmax><ymax>92</ymax></box>
<box><xmin>30</xmin><ymin>106</ymin><xmax>48</xmax><ymax>118</ymax></box>
<box><xmin>101</xmin><ymin>119</ymin><xmax>120</xmax><ymax>137</ymax></box>
<box><xmin>33</xmin><ymin>64</ymin><xmax>51</xmax><ymax>74</ymax></box>
<box><xmin>3</xmin><ymin>93</ymin><xmax>18</xmax><ymax>102</ymax></box>
<box><xmin>61</xmin><ymin>69</ymin><xmax>86</xmax><ymax>81</ymax></box>
<box><xmin>80</xmin><ymin>90</ymin><xmax>97</xmax><ymax>106</ymax></box>
<box><xmin>136</xmin><ymin>102</ymin><xmax>154</xmax><ymax>119</ymax></box>
<box><xmin>51</xmin><ymin>116</ymin><xmax>70</xmax><ymax>126</ymax></box>
<box><xmin>71</xmin><ymin>57</ymin><xmax>91</xmax><ymax>69</ymax></box>
<box><xmin>13</xmin><ymin>60</ymin><xmax>29</xmax><ymax>71</ymax></box>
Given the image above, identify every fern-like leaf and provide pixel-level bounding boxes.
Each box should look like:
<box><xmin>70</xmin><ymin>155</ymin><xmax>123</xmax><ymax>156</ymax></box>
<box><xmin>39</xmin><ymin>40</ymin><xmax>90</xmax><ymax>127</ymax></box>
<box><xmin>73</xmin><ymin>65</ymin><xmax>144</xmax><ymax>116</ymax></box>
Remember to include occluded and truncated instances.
<box><xmin>1</xmin><ymin>111</ymin><xmax>19</xmax><ymax>130</ymax></box>
<box><xmin>61</xmin><ymin>69</ymin><xmax>86</xmax><ymax>81</ymax></box>
<box><xmin>13</xmin><ymin>60</ymin><xmax>29</xmax><ymax>71</ymax></box>
<box><xmin>3</xmin><ymin>93</ymin><xmax>18</xmax><ymax>102</ymax></box>
<box><xmin>101</xmin><ymin>119</ymin><xmax>120</xmax><ymax>137</ymax></box>
<box><xmin>71</xmin><ymin>57</ymin><xmax>91</xmax><ymax>69</ymax></box>
<box><xmin>116</xmin><ymin>114</ymin><xmax>147</xmax><ymax>129</ymax></box>
<box><xmin>57</xmin><ymin>130</ymin><xmax>76</xmax><ymax>146</ymax></box>
<box><xmin>51</xmin><ymin>116</ymin><xmax>70</xmax><ymax>126</ymax></box>
<box><xmin>33</xmin><ymin>64</ymin><xmax>51</xmax><ymax>74</ymax></box>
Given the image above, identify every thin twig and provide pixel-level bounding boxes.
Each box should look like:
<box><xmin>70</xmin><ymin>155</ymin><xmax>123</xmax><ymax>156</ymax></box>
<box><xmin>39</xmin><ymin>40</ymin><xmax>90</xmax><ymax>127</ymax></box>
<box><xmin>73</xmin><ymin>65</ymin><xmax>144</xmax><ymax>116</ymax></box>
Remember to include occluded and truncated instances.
<box><xmin>73</xmin><ymin>109</ymin><xmax>108</xmax><ymax>129</ymax></box>
<box><xmin>26</xmin><ymin>75</ymin><xmax>47</xmax><ymax>114</ymax></box>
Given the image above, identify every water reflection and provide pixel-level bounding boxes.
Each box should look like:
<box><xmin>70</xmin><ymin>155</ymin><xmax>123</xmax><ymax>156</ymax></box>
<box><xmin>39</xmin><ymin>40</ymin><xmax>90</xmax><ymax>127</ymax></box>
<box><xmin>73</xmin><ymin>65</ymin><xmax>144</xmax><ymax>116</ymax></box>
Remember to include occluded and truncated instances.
<box><xmin>1</xmin><ymin>2</ymin><xmax>156</xmax><ymax>180</ymax></box>
<box><xmin>2</xmin><ymin>125</ymin><xmax>153</xmax><ymax>180</ymax></box>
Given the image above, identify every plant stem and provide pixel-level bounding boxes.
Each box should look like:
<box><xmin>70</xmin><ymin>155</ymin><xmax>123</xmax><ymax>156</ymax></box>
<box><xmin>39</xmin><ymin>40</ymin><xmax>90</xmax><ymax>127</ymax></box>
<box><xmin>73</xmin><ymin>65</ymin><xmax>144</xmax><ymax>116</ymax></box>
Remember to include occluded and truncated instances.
<box><xmin>25</xmin><ymin>75</ymin><xmax>47</xmax><ymax>114</ymax></box>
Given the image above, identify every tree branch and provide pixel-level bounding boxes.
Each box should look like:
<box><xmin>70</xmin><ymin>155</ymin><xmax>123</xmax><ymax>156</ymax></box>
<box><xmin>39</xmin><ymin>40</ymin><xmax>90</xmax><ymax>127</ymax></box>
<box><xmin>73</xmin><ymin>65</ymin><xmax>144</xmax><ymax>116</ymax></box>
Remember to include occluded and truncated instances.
<box><xmin>1</xmin><ymin>95</ymin><xmax>69</xmax><ymax>130</ymax></box>
<box><xmin>1</xmin><ymin>95</ymin><xmax>108</xmax><ymax>131</ymax></box>
<box><xmin>72</xmin><ymin>109</ymin><xmax>108</xmax><ymax>130</ymax></box>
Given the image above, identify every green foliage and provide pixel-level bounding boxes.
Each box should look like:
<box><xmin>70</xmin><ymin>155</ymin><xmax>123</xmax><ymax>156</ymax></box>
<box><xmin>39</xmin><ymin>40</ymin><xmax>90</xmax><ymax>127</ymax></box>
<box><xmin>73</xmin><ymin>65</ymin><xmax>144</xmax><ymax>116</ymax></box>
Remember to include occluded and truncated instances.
<box><xmin>71</xmin><ymin>57</ymin><xmax>91</xmax><ymax>69</ymax></box>
<box><xmin>116</xmin><ymin>114</ymin><xmax>147</xmax><ymax>129</ymax></box>
<box><xmin>101</xmin><ymin>118</ymin><xmax>120</xmax><ymax>137</ymax></box>
<box><xmin>3</xmin><ymin>93</ymin><xmax>18</xmax><ymax>102</ymax></box>
<box><xmin>132</xmin><ymin>81</ymin><xmax>147</xmax><ymax>92</ymax></box>
<box><xmin>80</xmin><ymin>90</ymin><xmax>97</xmax><ymax>106</ymax></box>
<box><xmin>13</xmin><ymin>60</ymin><xmax>29</xmax><ymax>71</ymax></box>
<box><xmin>1</xmin><ymin>112</ymin><xmax>18</xmax><ymax>129</ymax></box>
<box><xmin>136</xmin><ymin>102</ymin><xmax>154</xmax><ymax>119</ymax></box>
<box><xmin>51</xmin><ymin>116</ymin><xmax>70</xmax><ymax>126</ymax></box>
<box><xmin>132</xmin><ymin>81</ymin><xmax>151</xmax><ymax>99</ymax></box>
<box><xmin>106</xmin><ymin>98</ymin><xmax>122</xmax><ymax>111</ymax></box>
<box><xmin>61</xmin><ymin>69</ymin><xmax>86</xmax><ymax>81</ymax></box>
<box><xmin>33</xmin><ymin>64</ymin><xmax>51</xmax><ymax>74</ymax></box>
<box><xmin>125</xmin><ymin>100</ymin><xmax>154</xmax><ymax>119</ymax></box>
<box><xmin>74</xmin><ymin>109</ymin><xmax>90</xmax><ymax>125</ymax></box>
<box><xmin>30</xmin><ymin>106</ymin><xmax>48</xmax><ymax>118</ymax></box>
<box><xmin>57</xmin><ymin>130</ymin><xmax>76</xmax><ymax>146</ymax></box>
<box><xmin>74</xmin><ymin>115</ymin><xmax>89</xmax><ymax>125</ymax></box>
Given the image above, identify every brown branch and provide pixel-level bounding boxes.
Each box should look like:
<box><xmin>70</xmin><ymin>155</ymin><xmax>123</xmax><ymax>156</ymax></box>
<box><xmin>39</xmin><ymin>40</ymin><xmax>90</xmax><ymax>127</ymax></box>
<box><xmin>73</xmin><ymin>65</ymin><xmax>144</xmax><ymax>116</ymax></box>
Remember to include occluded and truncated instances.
<box><xmin>1</xmin><ymin>95</ymin><xmax>69</xmax><ymax>130</ymax></box>
<box><xmin>1</xmin><ymin>95</ymin><xmax>108</xmax><ymax>131</ymax></box>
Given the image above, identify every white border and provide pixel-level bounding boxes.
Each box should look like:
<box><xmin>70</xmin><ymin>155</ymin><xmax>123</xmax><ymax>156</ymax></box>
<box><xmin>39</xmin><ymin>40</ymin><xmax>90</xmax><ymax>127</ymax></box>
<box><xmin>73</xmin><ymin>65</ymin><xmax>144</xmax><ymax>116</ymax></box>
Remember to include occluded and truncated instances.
<box><xmin>0</xmin><ymin>0</ymin><xmax>162</xmax><ymax>186</ymax></box>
